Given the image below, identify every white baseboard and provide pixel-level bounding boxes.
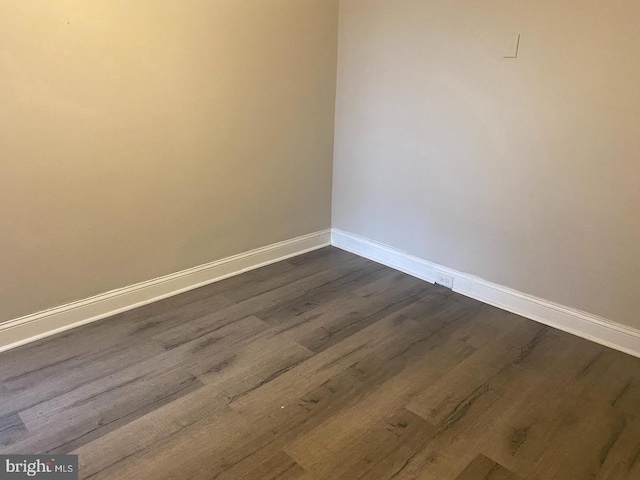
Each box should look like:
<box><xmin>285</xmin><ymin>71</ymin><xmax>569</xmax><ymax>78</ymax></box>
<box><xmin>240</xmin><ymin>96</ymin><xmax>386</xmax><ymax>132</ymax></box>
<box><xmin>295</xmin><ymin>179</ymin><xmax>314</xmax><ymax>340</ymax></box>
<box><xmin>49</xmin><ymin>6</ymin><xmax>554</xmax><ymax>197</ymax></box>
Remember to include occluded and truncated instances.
<box><xmin>331</xmin><ymin>228</ymin><xmax>640</xmax><ymax>358</ymax></box>
<box><xmin>0</xmin><ymin>229</ymin><xmax>331</xmax><ymax>353</ymax></box>
<box><xmin>5</xmin><ymin>227</ymin><xmax>638</xmax><ymax>359</ymax></box>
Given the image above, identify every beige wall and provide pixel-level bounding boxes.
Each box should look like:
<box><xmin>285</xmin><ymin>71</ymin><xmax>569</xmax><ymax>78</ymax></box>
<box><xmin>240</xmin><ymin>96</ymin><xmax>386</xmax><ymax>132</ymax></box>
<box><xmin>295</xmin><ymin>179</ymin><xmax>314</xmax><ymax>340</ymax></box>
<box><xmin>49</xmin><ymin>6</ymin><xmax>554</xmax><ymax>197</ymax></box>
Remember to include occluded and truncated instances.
<box><xmin>0</xmin><ymin>0</ymin><xmax>338</xmax><ymax>323</ymax></box>
<box><xmin>333</xmin><ymin>0</ymin><xmax>640</xmax><ymax>328</ymax></box>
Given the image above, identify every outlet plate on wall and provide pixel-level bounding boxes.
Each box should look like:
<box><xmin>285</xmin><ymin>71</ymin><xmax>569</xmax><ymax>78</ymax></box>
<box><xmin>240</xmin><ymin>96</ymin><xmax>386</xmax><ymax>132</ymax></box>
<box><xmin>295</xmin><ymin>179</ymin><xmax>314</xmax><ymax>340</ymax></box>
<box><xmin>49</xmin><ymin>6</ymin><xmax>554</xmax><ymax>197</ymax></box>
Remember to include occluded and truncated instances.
<box><xmin>436</xmin><ymin>272</ymin><xmax>454</xmax><ymax>289</ymax></box>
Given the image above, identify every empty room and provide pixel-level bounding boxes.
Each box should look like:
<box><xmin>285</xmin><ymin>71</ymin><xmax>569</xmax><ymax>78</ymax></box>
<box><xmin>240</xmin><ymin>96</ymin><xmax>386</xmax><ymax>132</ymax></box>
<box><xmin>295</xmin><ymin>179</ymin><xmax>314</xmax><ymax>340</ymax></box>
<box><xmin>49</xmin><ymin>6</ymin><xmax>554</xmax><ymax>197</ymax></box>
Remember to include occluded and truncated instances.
<box><xmin>1</xmin><ymin>1</ymin><xmax>639</xmax><ymax>479</ymax></box>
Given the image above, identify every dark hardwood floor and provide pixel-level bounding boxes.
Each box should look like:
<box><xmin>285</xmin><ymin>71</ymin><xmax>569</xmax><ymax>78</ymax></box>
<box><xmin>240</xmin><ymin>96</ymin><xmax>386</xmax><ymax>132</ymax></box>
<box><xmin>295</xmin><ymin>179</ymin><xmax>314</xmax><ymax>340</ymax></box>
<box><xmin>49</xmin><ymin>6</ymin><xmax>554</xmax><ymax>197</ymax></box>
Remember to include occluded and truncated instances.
<box><xmin>2</xmin><ymin>247</ymin><xmax>640</xmax><ymax>479</ymax></box>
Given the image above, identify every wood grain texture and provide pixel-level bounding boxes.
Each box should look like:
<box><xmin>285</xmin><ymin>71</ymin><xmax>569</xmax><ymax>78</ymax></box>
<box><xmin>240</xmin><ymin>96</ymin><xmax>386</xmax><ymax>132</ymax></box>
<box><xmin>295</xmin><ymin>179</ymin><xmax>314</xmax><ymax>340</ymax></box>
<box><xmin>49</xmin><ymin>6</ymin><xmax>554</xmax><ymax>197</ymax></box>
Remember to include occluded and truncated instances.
<box><xmin>455</xmin><ymin>454</ymin><xmax>521</xmax><ymax>480</ymax></box>
<box><xmin>1</xmin><ymin>247</ymin><xmax>640</xmax><ymax>479</ymax></box>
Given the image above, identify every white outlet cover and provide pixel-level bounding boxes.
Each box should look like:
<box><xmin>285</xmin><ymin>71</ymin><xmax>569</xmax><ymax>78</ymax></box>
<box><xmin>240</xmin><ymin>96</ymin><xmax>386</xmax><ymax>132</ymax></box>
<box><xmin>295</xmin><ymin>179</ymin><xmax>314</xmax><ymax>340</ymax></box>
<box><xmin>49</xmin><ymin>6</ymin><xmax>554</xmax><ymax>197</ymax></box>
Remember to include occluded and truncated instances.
<box><xmin>436</xmin><ymin>272</ymin><xmax>454</xmax><ymax>289</ymax></box>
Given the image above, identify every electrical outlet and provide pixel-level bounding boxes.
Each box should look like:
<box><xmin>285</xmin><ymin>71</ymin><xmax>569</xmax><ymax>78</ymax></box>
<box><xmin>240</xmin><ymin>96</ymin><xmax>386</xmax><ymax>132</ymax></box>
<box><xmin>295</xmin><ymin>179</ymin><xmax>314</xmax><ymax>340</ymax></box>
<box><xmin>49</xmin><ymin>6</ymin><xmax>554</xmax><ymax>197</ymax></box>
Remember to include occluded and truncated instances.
<box><xmin>435</xmin><ymin>272</ymin><xmax>454</xmax><ymax>289</ymax></box>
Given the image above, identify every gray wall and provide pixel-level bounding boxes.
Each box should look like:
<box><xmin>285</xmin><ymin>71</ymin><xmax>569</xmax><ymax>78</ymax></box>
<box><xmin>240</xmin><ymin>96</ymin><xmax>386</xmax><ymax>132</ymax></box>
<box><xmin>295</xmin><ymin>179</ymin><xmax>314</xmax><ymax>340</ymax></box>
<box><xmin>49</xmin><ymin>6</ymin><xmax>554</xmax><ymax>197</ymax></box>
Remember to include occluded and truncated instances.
<box><xmin>0</xmin><ymin>0</ymin><xmax>339</xmax><ymax>322</ymax></box>
<box><xmin>333</xmin><ymin>0</ymin><xmax>640</xmax><ymax>328</ymax></box>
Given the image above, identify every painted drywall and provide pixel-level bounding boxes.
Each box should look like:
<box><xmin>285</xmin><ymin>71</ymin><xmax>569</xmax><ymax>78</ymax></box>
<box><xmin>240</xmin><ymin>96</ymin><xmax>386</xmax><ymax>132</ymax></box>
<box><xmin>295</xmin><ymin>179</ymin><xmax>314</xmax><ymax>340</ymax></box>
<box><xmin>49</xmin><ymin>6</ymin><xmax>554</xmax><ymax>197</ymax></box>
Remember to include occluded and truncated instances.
<box><xmin>0</xmin><ymin>0</ymin><xmax>338</xmax><ymax>322</ymax></box>
<box><xmin>333</xmin><ymin>0</ymin><xmax>640</xmax><ymax>328</ymax></box>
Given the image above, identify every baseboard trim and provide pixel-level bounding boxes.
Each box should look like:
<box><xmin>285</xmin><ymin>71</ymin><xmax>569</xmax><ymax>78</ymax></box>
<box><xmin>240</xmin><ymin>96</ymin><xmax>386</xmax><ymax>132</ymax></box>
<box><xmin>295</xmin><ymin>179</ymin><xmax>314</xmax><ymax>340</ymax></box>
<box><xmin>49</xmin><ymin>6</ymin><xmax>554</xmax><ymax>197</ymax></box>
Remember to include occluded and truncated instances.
<box><xmin>6</xmin><ymin>227</ymin><xmax>638</xmax><ymax>358</ymax></box>
<box><xmin>331</xmin><ymin>228</ymin><xmax>640</xmax><ymax>358</ymax></box>
<box><xmin>0</xmin><ymin>229</ymin><xmax>331</xmax><ymax>353</ymax></box>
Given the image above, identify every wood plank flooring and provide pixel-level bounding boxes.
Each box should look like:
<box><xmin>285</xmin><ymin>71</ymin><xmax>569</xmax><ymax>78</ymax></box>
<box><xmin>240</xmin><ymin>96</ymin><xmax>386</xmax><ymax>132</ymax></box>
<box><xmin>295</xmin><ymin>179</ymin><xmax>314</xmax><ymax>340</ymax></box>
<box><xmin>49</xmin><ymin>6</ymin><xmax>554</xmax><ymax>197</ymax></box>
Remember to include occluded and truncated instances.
<box><xmin>2</xmin><ymin>246</ymin><xmax>640</xmax><ymax>479</ymax></box>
